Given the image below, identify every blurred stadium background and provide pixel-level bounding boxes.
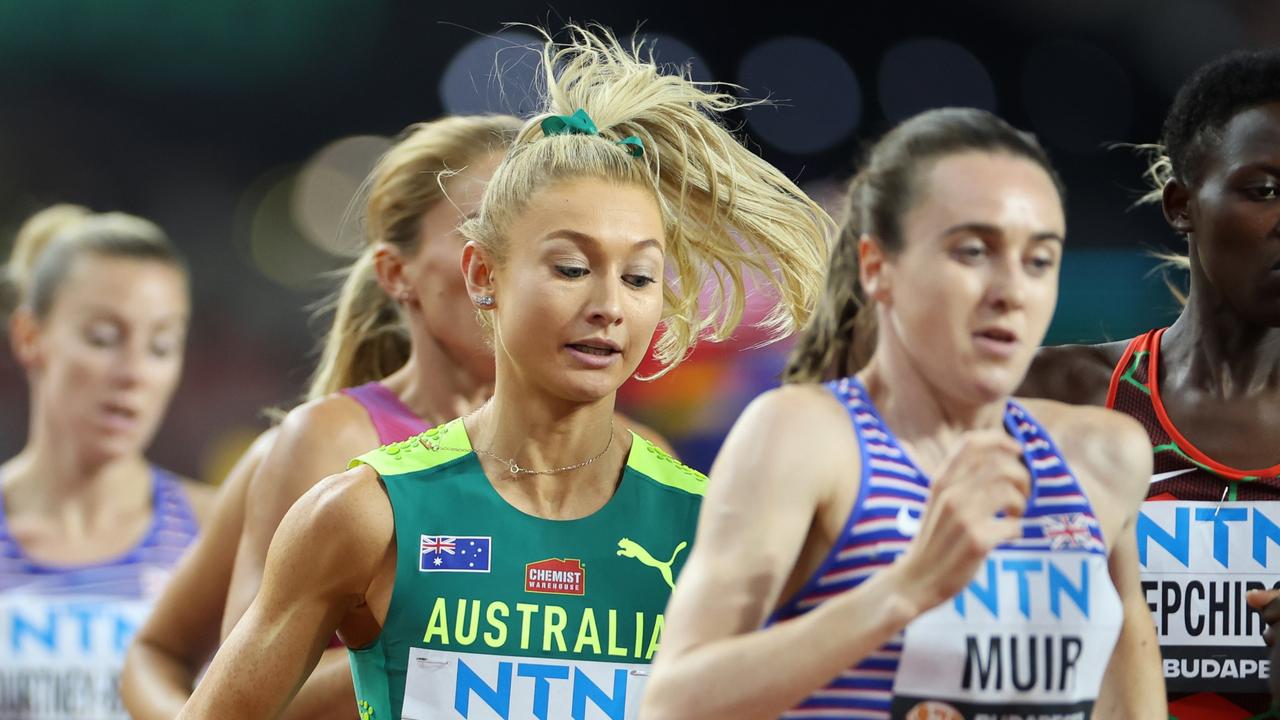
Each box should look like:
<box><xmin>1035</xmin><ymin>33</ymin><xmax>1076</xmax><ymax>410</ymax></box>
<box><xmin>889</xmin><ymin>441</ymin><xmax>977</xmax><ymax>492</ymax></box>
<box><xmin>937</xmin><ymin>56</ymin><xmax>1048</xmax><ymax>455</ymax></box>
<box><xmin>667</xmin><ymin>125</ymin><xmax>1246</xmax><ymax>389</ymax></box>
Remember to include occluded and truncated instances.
<box><xmin>2</xmin><ymin>0</ymin><xmax>1276</xmax><ymax>478</ymax></box>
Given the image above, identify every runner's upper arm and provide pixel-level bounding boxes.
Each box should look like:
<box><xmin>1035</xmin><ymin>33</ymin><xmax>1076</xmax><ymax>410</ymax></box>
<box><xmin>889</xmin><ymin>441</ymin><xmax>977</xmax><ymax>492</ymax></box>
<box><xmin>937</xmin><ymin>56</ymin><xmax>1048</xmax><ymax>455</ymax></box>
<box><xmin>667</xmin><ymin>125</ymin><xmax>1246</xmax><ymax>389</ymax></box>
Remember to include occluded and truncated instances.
<box><xmin>224</xmin><ymin>397</ymin><xmax>376</xmax><ymax>635</ymax></box>
<box><xmin>658</xmin><ymin>384</ymin><xmax>858</xmax><ymax>660</ymax></box>
<box><xmin>178</xmin><ymin>465</ymin><xmax>392</xmax><ymax>719</ymax></box>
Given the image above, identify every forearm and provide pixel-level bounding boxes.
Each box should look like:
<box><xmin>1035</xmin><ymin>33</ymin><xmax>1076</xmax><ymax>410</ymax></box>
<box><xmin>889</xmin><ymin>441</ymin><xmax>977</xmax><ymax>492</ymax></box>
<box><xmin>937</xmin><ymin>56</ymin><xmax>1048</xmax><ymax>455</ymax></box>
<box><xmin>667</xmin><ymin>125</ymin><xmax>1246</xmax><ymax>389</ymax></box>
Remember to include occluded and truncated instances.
<box><xmin>281</xmin><ymin>647</ymin><xmax>358</xmax><ymax>720</ymax></box>
<box><xmin>120</xmin><ymin>639</ymin><xmax>200</xmax><ymax>720</ymax></box>
<box><xmin>120</xmin><ymin>585</ymin><xmax>221</xmax><ymax>720</ymax></box>
<box><xmin>643</xmin><ymin>566</ymin><xmax>918</xmax><ymax>720</ymax></box>
<box><xmin>221</xmin><ymin>546</ymin><xmax>264</xmax><ymax>640</ymax></box>
<box><xmin>177</xmin><ymin>604</ymin><xmax>325</xmax><ymax>720</ymax></box>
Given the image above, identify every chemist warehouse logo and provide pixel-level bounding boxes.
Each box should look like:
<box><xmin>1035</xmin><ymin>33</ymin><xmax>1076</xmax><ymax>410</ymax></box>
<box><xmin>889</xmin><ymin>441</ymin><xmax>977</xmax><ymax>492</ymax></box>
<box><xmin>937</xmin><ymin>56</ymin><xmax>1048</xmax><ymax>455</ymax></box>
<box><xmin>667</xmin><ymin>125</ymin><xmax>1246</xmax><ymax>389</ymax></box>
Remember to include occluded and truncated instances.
<box><xmin>525</xmin><ymin>558</ymin><xmax>585</xmax><ymax>596</ymax></box>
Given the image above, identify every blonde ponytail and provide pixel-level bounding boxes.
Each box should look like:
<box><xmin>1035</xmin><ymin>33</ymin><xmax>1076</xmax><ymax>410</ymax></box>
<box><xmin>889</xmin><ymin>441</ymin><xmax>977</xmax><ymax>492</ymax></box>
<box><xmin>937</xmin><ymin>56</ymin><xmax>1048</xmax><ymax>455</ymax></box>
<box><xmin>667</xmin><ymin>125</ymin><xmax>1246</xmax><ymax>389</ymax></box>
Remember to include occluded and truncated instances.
<box><xmin>306</xmin><ymin>115</ymin><xmax>521</xmax><ymax>399</ymax></box>
<box><xmin>462</xmin><ymin>25</ymin><xmax>835</xmax><ymax>378</ymax></box>
<box><xmin>306</xmin><ymin>249</ymin><xmax>411</xmax><ymax>398</ymax></box>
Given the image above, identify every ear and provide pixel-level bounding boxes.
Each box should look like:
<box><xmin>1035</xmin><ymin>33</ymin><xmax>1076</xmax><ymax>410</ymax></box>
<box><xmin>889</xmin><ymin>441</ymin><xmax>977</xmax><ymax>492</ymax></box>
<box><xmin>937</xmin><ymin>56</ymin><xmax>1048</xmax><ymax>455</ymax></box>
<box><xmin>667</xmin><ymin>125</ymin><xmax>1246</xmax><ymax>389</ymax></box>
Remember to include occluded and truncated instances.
<box><xmin>1161</xmin><ymin>179</ymin><xmax>1194</xmax><ymax>235</ymax></box>
<box><xmin>8</xmin><ymin>307</ymin><xmax>44</xmax><ymax>372</ymax></box>
<box><xmin>372</xmin><ymin>243</ymin><xmax>418</xmax><ymax>308</ymax></box>
<box><xmin>858</xmin><ymin>234</ymin><xmax>892</xmax><ymax>304</ymax></box>
<box><xmin>461</xmin><ymin>242</ymin><xmax>498</xmax><ymax>310</ymax></box>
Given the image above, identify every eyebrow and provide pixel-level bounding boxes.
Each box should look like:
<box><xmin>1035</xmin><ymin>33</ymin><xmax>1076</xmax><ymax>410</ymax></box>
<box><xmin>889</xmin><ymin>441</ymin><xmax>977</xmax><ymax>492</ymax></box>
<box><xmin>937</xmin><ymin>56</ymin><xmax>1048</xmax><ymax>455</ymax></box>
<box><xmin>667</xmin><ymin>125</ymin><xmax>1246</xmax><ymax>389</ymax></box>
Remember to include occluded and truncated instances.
<box><xmin>542</xmin><ymin>228</ymin><xmax>663</xmax><ymax>252</ymax></box>
<box><xmin>940</xmin><ymin>222</ymin><xmax>1064</xmax><ymax>244</ymax></box>
<box><xmin>79</xmin><ymin>306</ymin><xmax>189</xmax><ymax>323</ymax></box>
<box><xmin>1228</xmin><ymin>162</ymin><xmax>1280</xmax><ymax>177</ymax></box>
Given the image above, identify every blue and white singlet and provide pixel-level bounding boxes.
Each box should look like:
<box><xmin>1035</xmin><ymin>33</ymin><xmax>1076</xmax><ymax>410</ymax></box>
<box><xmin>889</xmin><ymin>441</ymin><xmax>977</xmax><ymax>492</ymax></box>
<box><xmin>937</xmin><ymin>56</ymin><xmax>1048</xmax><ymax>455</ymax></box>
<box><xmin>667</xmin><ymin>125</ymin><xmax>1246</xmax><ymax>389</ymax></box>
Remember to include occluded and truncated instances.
<box><xmin>769</xmin><ymin>377</ymin><xmax>1124</xmax><ymax>720</ymax></box>
<box><xmin>0</xmin><ymin>467</ymin><xmax>200</xmax><ymax>720</ymax></box>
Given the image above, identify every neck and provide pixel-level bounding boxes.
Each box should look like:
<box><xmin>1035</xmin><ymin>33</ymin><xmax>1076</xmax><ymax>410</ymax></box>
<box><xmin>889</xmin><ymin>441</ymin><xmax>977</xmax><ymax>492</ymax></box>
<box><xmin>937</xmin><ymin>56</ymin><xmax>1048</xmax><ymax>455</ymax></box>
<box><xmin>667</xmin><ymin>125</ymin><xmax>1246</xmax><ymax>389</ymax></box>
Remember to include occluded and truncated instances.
<box><xmin>2</xmin><ymin>403</ymin><xmax>152</xmax><ymax>535</ymax></box>
<box><xmin>473</xmin><ymin>375</ymin><xmax>618</xmax><ymax>472</ymax></box>
<box><xmin>466</xmin><ymin>362</ymin><xmax>623</xmax><ymax>511</ymax></box>
<box><xmin>381</xmin><ymin>330</ymin><xmax>493</xmax><ymax>427</ymax></box>
<box><xmin>859</xmin><ymin>332</ymin><xmax>1009</xmax><ymax>475</ymax></box>
<box><xmin>1161</xmin><ymin>258</ymin><xmax>1280</xmax><ymax>396</ymax></box>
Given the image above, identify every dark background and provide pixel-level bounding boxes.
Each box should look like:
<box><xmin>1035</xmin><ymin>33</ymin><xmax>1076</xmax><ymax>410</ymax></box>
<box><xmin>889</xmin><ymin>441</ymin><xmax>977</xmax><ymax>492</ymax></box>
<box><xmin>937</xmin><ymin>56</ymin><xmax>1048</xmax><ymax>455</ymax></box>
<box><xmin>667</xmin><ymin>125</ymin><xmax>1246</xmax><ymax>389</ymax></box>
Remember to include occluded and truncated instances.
<box><xmin>2</xmin><ymin>0</ymin><xmax>1274</xmax><ymax>477</ymax></box>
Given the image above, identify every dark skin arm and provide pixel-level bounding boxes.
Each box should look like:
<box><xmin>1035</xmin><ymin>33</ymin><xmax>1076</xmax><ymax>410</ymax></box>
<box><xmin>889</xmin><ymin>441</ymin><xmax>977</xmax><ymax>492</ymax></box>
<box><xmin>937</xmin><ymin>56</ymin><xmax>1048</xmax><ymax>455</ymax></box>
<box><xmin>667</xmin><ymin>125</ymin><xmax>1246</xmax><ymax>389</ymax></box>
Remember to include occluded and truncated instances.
<box><xmin>1017</xmin><ymin>340</ymin><xmax>1130</xmax><ymax>407</ymax></box>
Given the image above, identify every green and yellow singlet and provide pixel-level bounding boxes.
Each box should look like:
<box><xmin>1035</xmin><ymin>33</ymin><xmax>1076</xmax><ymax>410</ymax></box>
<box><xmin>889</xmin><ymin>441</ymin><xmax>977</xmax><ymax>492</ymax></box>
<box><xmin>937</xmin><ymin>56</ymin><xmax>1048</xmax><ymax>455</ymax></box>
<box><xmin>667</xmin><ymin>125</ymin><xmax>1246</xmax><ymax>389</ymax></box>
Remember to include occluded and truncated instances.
<box><xmin>346</xmin><ymin>418</ymin><xmax>704</xmax><ymax>720</ymax></box>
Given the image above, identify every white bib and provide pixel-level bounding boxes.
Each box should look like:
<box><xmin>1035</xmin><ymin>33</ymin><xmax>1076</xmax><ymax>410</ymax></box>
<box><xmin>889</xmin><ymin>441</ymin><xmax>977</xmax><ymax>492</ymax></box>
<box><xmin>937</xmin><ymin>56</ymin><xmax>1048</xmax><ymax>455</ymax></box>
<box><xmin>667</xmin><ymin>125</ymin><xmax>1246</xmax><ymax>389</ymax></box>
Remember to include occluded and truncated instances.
<box><xmin>401</xmin><ymin>647</ymin><xmax>649</xmax><ymax>720</ymax></box>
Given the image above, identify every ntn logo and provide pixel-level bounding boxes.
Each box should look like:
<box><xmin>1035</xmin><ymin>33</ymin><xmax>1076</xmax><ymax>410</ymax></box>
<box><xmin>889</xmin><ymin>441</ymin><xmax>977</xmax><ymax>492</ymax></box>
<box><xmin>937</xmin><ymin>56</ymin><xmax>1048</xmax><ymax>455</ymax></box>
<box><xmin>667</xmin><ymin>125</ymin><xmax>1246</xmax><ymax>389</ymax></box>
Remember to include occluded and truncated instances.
<box><xmin>4</xmin><ymin>602</ymin><xmax>143</xmax><ymax>654</ymax></box>
<box><xmin>953</xmin><ymin>557</ymin><xmax>1091</xmax><ymax>619</ymax></box>
<box><xmin>454</xmin><ymin>658</ymin><xmax>633</xmax><ymax>720</ymax></box>
<box><xmin>1138</xmin><ymin>505</ymin><xmax>1280</xmax><ymax>569</ymax></box>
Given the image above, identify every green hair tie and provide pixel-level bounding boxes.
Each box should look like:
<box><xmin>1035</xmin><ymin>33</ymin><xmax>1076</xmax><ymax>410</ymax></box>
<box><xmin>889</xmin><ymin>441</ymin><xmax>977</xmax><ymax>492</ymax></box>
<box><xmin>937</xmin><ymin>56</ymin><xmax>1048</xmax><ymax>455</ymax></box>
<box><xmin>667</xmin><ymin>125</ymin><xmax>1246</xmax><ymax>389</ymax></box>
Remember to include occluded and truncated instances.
<box><xmin>541</xmin><ymin>108</ymin><xmax>645</xmax><ymax>158</ymax></box>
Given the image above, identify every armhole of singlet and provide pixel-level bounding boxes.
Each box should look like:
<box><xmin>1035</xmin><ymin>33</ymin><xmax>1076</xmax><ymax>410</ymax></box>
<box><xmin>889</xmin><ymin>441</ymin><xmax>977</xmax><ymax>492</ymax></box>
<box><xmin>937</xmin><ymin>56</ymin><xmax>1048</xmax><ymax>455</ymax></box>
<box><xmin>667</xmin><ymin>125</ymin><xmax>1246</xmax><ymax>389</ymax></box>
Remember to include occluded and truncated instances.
<box><xmin>129</xmin><ymin>466</ymin><xmax>186</xmax><ymax>555</ymax></box>
<box><xmin>1007</xmin><ymin>401</ymin><xmax>1110</xmax><ymax>552</ymax></box>
<box><xmin>341</xmin><ymin>382</ymin><xmax>413</xmax><ymax>446</ymax></box>
<box><xmin>345</xmin><ymin>467</ymin><xmax>404</xmax><ymax>654</ymax></box>
<box><xmin>154</xmin><ymin>466</ymin><xmax>199</xmax><ymax>524</ymax></box>
<box><xmin>768</xmin><ymin>379</ymin><xmax>875</xmax><ymax>621</ymax></box>
<box><xmin>339</xmin><ymin>383</ymin><xmax>383</xmax><ymax>438</ymax></box>
<box><xmin>1104</xmin><ymin>333</ymin><xmax>1146</xmax><ymax>409</ymax></box>
<box><xmin>364</xmin><ymin>383</ymin><xmax>429</xmax><ymax>437</ymax></box>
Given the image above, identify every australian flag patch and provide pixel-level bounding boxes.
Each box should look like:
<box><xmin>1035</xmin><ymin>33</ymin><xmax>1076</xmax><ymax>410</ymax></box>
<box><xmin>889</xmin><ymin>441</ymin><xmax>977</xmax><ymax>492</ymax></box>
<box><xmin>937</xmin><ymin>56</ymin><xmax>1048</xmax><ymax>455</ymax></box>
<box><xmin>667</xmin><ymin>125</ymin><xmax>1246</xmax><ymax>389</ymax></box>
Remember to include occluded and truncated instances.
<box><xmin>419</xmin><ymin>535</ymin><xmax>492</xmax><ymax>573</ymax></box>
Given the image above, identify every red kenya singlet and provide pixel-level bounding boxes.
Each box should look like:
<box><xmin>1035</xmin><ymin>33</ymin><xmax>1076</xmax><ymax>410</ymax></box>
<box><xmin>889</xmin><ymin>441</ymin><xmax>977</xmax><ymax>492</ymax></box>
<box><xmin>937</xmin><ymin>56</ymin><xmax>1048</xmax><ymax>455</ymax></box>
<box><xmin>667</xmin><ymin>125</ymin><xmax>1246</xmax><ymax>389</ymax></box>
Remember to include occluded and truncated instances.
<box><xmin>1109</xmin><ymin>328</ymin><xmax>1280</xmax><ymax>720</ymax></box>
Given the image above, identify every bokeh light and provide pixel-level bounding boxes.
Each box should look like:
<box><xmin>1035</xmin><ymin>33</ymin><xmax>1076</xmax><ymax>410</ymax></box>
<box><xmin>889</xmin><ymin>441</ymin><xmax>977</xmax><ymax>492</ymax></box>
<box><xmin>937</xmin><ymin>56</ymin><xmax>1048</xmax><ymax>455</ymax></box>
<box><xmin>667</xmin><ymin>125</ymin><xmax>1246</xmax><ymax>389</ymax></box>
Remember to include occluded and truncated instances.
<box><xmin>738</xmin><ymin>36</ymin><xmax>861</xmax><ymax>155</ymax></box>
<box><xmin>878</xmin><ymin>38</ymin><xmax>996</xmax><ymax>121</ymax></box>
<box><xmin>439</xmin><ymin>31</ymin><xmax>542</xmax><ymax>116</ymax></box>
<box><xmin>236</xmin><ymin>168</ymin><xmax>344</xmax><ymax>290</ymax></box>
<box><xmin>644</xmin><ymin>33</ymin><xmax>713</xmax><ymax>83</ymax></box>
<box><xmin>292</xmin><ymin>134</ymin><xmax>392</xmax><ymax>258</ymax></box>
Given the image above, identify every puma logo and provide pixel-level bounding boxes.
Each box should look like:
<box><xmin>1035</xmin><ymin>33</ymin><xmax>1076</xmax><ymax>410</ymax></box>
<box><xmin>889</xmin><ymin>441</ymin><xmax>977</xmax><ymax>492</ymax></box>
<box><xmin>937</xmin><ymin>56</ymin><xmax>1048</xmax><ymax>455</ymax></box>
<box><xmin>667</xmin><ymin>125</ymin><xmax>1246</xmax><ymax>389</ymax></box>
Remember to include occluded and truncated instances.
<box><xmin>617</xmin><ymin>537</ymin><xmax>688</xmax><ymax>589</ymax></box>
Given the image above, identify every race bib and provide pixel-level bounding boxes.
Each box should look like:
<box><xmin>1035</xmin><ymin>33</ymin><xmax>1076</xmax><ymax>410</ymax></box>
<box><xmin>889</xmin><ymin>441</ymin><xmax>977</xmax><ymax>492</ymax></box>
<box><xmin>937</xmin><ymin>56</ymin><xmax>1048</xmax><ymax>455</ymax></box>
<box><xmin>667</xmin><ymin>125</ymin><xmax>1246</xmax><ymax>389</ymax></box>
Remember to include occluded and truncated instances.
<box><xmin>402</xmin><ymin>647</ymin><xmax>649</xmax><ymax>720</ymax></box>
<box><xmin>890</xmin><ymin>551</ymin><xmax>1121</xmax><ymax>720</ymax></box>
<box><xmin>1138</xmin><ymin>500</ymin><xmax>1280</xmax><ymax>692</ymax></box>
<box><xmin>0</xmin><ymin>594</ymin><xmax>152</xmax><ymax>720</ymax></box>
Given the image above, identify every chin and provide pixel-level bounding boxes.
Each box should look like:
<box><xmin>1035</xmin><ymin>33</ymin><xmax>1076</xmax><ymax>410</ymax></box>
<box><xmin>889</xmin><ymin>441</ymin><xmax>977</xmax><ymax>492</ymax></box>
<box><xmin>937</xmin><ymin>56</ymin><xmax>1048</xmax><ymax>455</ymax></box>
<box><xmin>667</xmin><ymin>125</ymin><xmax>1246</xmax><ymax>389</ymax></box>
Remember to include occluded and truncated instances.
<box><xmin>559</xmin><ymin>383</ymin><xmax>619</xmax><ymax>405</ymax></box>
<box><xmin>535</xmin><ymin>371</ymin><xmax>619</xmax><ymax>406</ymax></box>
<box><xmin>79</xmin><ymin>438</ymin><xmax>136</xmax><ymax>468</ymax></box>
<box><xmin>957</xmin><ymin>368</ymin><xmax>1020</xmax><ymax>405</ymax></box>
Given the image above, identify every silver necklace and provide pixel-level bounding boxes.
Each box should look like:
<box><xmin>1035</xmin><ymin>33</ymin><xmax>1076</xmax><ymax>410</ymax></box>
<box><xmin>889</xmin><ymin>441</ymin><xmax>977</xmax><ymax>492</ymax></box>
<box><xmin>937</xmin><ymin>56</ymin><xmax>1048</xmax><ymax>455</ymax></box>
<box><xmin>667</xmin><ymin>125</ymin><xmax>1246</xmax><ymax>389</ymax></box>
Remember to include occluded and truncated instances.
<box><xmin>422</xmin><ymin>416</ymin><xmax>616</xmax><ymax>476</ymax></box>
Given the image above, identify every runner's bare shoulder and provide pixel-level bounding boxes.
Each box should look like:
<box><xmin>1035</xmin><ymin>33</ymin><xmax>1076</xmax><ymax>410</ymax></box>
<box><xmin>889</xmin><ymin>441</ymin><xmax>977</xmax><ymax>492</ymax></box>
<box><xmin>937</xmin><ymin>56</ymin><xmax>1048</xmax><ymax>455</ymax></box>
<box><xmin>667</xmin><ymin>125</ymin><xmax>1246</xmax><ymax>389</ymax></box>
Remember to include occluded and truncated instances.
<box><xmin>1019</xmin><ymin>340</ymin><xmax>1132</xmax><ymax>407</ymax></box>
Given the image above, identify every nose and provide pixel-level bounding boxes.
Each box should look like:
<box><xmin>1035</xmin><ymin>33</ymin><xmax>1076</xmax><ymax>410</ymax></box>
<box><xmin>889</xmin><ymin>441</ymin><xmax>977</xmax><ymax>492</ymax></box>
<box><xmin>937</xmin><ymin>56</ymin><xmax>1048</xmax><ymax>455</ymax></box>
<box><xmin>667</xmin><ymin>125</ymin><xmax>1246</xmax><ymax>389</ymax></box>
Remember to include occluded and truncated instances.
<box><xmin>987</xmin><ymin>252</ymin><xmax>1028</xmax><ymax>312</ymax></box>
<box><xmin>109</xmin><ymin>339</ymin><xmax>147</xmax><ymax>389</ymax></box>
<box><xmin>587</xmin><ymin>276</ymin><xmax>624</xmax><ymax>328</ymax></box>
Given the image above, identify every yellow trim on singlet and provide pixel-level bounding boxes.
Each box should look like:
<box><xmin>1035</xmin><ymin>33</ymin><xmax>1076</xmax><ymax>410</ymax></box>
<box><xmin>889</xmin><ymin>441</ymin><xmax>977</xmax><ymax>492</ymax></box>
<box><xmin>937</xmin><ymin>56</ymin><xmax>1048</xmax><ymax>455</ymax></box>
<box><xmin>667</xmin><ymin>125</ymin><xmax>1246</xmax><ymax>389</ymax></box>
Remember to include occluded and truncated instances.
<box><xmin>626</xmin><ymin>434</ymin><xmax>707</xmax><ymax>496</ymax></box>
<box><xmin>350</xmin><ymin>417</ymin><xmax>706</xmax><ymax>495</ymax></box>
<box><xmin>348</xmin><ymin>418</ymin><xmax>472</xmax><ymax>477</ymax></box>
